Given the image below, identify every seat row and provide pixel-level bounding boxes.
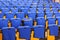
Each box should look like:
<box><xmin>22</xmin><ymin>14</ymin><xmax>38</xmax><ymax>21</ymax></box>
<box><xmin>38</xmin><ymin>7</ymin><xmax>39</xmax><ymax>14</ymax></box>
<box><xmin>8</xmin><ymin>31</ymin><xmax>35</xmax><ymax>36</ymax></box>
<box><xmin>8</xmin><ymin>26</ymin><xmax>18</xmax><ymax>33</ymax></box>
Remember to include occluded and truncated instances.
<box><xmin>1</xmin><ymin>24</ymin><xmax>58</xmax><ymax>40</ymax></box>
<box><xmin>0</xmin><ymin>3</ymin><xmax>60</xmax><ymax>9</ymax></box>
<box><xmin>0</xmin><ymin>17</ymin><xmax>60</xmax><ymax>28</ymax></box>
<box><xmin>0</xmin><ymin>0</ymin><xmax>60</xmax><ymax>9</ymax></box>
<box><xmin>0</xmin><ymin>12</ymin><xmax>60</xmax><ymax>19</ymax></box>
<box><xmin>0</xmin><ymin>7</ymin><xmax>60</xmax><ymax>13</ymax></box>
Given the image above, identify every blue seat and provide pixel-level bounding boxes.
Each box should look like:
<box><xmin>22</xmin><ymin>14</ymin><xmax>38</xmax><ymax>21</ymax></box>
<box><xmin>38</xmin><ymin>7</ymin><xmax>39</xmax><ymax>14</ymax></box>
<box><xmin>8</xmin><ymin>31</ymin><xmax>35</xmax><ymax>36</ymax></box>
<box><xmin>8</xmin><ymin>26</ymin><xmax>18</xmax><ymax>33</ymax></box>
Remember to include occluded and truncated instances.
<box><xmin>0</xmin><ymin>13</ymin><xmax>4</xmax><ymax>18</ymax></box>
<box><xmin>11</xmin><ymin>8</ymin><xmax>18</xmax><ymax>13</ymax></box>
<box><xmin>57</xmin><ymin>18</ymin><xmax>60</xmax><ymax>26</ymax></box>
<box><xmin>11</xmin><ymin>0</ymin><xmax>17</xmax><ymax>1</ymax></box>
<box><xmin>7</xmin><ymin>5</ymin><xmax>13</xmax><ymax>9</ymax></box>
<box><xmin>36</xmin><ymin>17</ymin><xmax>45</xmax><ymax>26</ymax></box>
<box><xmin>2</xmin><ymin>8</ymin><xmax>10</xmax><ymax>13</ymax></box>
<box><xmin>11</xmin><ymin>1</ymin><xmax>18</xmax><ymax>6</ymax></box>
<box><xmin>2</xmin><ymin>1</ymin><xmax>10</xmax><ymax>6</ymax></box>
<box><xmin>7</xmin><ymin>0</ymin><xmax>11</xmax><ymax>1</ymax></box>
<box><xmin>45</xmin><ymin>4</ymin><xmax>50</xmax><ymax>8</ymax></box>
<box><xmin>51</xmin><ymin>4</ymin><xmax>56</xmax><ymax>8</ymax></box>
<box><xmin>18</xmin><ymin>2</ymin><xmax>25</xmax><ymax>7</ymax></box>
<box><xmin>37</xmin><ymin>13</ymin><xmax>44</xmax><ymax>17</ymax></box>
<box><xmin>24</xmin><ymin>5</ymin><xmax>30</xmax><ymax>9</ymax></box>
<box><xmin>45</xmin><ymin>8</ymin><xmax>51</xmax><ymax>13</ymax></box>
<box><xmin>34</xmin><ymin>25</ymin><xmax>45</xmax><ymax>38</ymax></box>
<box><xmin>16</xmin><ymin>12</ymin><xmax>25</xmax><ymax>19</ymax></box>
<box><xmin>23</xmin><ymin>0</ymin><xmax>28</xmax><ymax>3</ymax></box>
<box><xmin>0</xmin><ymin>18</ymin><xmax>8</xmax><ymax>29</ymax></box>
<box><xmin>2</xmin><ymin>27</ymin><xmax>15</xmax><ymax>40</ymax></box>
<box><xmin>46</xmin><ymin>12</ymin><xmax>53</xmax><ymax>18</ymax></box>
<box><xmin>26</xmin><ymin>3</ymin><xmax>31</xmax><ymax>7</ymax></box>
<box><xmin>5</xmin><ymin>13</ymin><xmax>15</xmax><ymax>20</ymax></box>
<box><xmin>0</xmin><ymin>6</ymin><xmax>2</xmax><ymax>9</ymax></box>
<box><xmin>29</xmin><ymin>8</ymin><xmax>36</xmax><ymax>13</ymax></box>
<box><xmin>57</xmin><ymin>4</ymin><xmax>60</xmax><ymax>8</ymax></box>
<box><xmin>37</xmin><ymin>5</ymin><xmax>44</xmax><ymax>8</ymax></box>
<box><xmin>21</xmin><ymin>8</ymin><xmax>28</xmax><ymax>14</ymax></box>
<box><xmin>18</xmin><ymin>26</ymin><xmax>31</xmax><ymax>39</ymax></box>
<box><xmin>17</xmin><ymin>5</ymin><xmax>22</xmax><ymax>9</ymax></box>
<box><xmin>49</xmin><ymin>25</ymin><xmax>58</xmax><ymax>36</ymax></box>
<box><xmin>17</xmin><ymin>8</ymin><xmax>23</xmax><ymax>12</ymax></box>
<box><xmin>38</xmin><ymin>8</ymin><xmax>44</xmax><ymax>13</ymax></box>
<box><xmin>48</xmin><ymin>18</ymin><xmax>56</xmax><ymax>25</ymax></box>
<box><xmin>28</xmin><ymin>12</ymin><xmax>36</xmax><ymax>20</ymax></box>
<box><xmin>31</xmin><ymin>4</ymin><xmax>37</xmax><ymax>8</ymax></box>
<box><xmin>23</xmin><ymin>18</ymin><xmax>33</xmax><ymax>27</ymax></box>
<box><xmin>26</xmin><ymin>2</ymin><xmax>31</xmax><ymax>5</ymax></box>
<box><xmin>0</xmin><ymin>2</ymin><xmax>3</xmax><ymax>6</ymax></box>
<box><xmin>52</xmin><ymin>8</ymin><xmax>58</xmax><ymax>12</ymax></box>
<box><xmin>10</xmin><ymin>18</ymin><xmax>21</xmax><ymax>28</ymax></box>
<box><xmin>49</xmin><ymin>0</ymin><xmax>53</xmax><ymax>2</ymax></box>
<box><xmin>54</xmin><ymin>12</ymin><xmax>60</xmax><ymax>18</ymax></box>
<box><xmin>33</xmin><ymin>0</ymin><xmax>38</xmax><ymax>3</ymax></box>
